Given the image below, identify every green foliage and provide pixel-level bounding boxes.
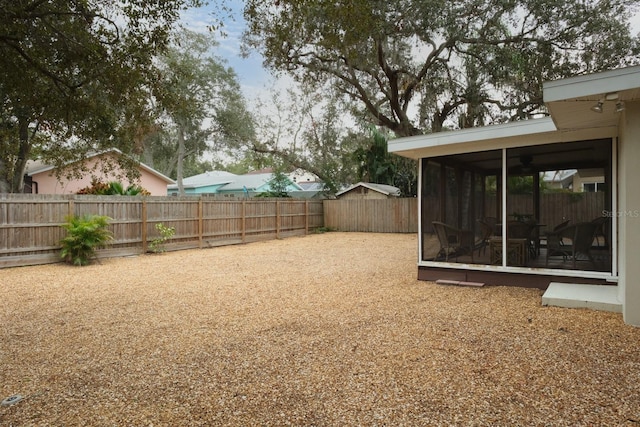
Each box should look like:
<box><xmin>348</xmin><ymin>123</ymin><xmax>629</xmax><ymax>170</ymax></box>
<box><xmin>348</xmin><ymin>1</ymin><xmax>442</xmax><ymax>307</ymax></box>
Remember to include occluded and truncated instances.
<box><xmin>264</xmin><ymin>166</ymin><xmax>292</xmax><ymax>197</ymax></box>
<box><xmin>240</xmin><ymin>0</ymin><xmax>639</xmax><ymax>136</ymax></box>
<box><xmin>148</xmin><ymin>29</ymin><xmax>254</xmax><ymax>193</ymax></box>
<box><xmin>60</xmin><ymin>215</ymin><xmax>113</xmax><ymax>266</ymax></box>
<box><xmin>353</xmin><ymin>128</ymin><xmax>418</xmax><ymax>196</ymax></box>
<box><xmin>0</xmin><ymin>0</ymin><xmax>202</xmax><ymax>193</ymax></box>
<box><xmin>148</xmin><ymin>223</ymin><xmax>176</xmax><ymax>254</ymax></box>
<box><xmin>76</xmin><ymin>180</ymin><xmax>149</xmax><ymax>195</ymax></box>
<box><xmin>507</xmin><ymin>176</ymin><xmax>535</xmax><ymax>195</ymax></box>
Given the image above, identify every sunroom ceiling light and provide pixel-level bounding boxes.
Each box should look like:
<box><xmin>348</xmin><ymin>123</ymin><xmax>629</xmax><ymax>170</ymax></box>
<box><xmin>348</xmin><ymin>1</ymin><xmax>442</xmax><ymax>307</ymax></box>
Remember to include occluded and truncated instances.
<box><xmin>591</xmin><ymin>100</ymin><xmax>604</xmax><ymax>113</ymax></box>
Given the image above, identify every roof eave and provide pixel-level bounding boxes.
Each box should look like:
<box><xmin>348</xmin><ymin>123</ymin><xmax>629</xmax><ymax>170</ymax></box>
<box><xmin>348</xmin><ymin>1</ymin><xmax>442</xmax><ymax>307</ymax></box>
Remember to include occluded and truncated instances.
<box><xmin>543</xmin><ymin>65</ymin><xmax>640</xmax><ymax>103</ymax></box>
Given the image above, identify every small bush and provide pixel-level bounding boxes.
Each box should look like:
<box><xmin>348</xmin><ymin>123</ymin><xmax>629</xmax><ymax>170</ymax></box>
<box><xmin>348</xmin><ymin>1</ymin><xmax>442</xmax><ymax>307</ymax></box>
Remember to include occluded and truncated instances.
<box><xmin>77</xmin><ymin>179</ymin><xmax>150</xmax><ymax>195</ymax></box>
<box><xmin>148</xmin><ymin>223</ymin><xmax>175</xmax><ymax>253</ymax></box>
<box><xmin>60</xmin><ymin>215</ymin><xmax>113</xmax><ymax>266</ymax></box>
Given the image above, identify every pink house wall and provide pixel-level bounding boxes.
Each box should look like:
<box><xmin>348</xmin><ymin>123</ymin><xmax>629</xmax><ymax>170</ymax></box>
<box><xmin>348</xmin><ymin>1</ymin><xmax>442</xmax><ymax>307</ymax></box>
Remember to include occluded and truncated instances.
<box><xmin>30</xmin><ymin>154</ymin><xmax>171</xmax><ymax>196</ymax></box>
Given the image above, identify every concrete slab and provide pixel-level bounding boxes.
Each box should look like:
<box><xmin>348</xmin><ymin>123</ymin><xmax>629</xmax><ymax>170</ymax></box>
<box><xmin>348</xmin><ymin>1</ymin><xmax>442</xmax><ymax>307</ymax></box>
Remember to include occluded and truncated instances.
<box><xmin>542</xmin><ymin>282</ymin><xmax>622</xmax><ymax>313</ymax></box>
<box><xmin>435</xmin><ymin>279</ymin><xmax>485</xmax><ymax>287</ymax></box>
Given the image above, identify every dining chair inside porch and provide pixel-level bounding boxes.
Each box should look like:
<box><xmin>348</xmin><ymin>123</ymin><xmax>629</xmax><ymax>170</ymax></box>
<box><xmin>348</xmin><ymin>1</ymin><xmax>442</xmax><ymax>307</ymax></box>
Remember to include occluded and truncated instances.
<box><xmin>546</xmin><ymin>222</ymin><xmax>599</xmax><ymax>269</ymax></box>
<box><xmin>475</xmin><ymin>219</ymin><xmax>494</xmax><ymax>256</ymax></box>
<box><xmin>590</xmin><ymin>216</ymin><xmax>609</xmax><ymax>248</ymax></box>
<box><xmin>432</xmin><ymin>221</ymin><xmax>475</xmax><ymax>262</ymax></box>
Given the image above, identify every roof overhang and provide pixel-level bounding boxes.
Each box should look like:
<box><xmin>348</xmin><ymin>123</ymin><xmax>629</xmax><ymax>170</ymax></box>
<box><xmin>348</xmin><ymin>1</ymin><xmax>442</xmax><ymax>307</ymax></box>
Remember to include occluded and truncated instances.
<box><xmin>388</xmin><ymin>117</ymin><xmax>617</xmax><ymax>160</ymax></box>
<box><xmin>389</xmin><ymin>65</ymin><xmax>640</xmax><ymax>159</ymax></box>
<box><xmin>544</xmin><ymin>65</ymin><xmax>640</xmax><ymax>130</ymax></box>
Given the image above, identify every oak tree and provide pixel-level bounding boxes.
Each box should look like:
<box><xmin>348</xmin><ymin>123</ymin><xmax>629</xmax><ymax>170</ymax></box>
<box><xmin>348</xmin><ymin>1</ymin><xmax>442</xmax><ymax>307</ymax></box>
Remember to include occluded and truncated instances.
<box><xmin>0</xmin><ymin>0</ymin><xmax>203</xmax><ymax>192</ymax></box>
<box><xmin>240</xmin><ymin>0</ymin><xmax>639</xmax><ymax>136</ymax></box>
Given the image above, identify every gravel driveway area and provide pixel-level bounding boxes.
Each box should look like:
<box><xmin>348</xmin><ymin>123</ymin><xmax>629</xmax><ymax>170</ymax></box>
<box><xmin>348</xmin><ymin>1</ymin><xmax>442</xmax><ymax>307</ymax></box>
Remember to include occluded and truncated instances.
<box><xmin>1</xmin><ymin>232</ymin><xmax>639</xmax><ymax>426</ymax></box>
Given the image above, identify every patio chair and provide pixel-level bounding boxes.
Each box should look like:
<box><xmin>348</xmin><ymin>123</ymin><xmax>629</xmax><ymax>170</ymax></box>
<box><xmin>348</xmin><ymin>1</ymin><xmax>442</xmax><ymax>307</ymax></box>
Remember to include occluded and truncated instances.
<box><xmin>483</xmin><ymin>216</ymin><xmax>499</xmax><ymax>234</ymax></box>
<box><xmin>432</xmin><ymin>221</ymin><xmax>474</xmax><ymax>262</ymax></box>
<box><xmin>544</xmin><ymin>222</ymin><xmax>572</xmax><ymax>267</ymax></box>
<box><xmin>568</xmin><ymin>222</ymin><xmax>599</xmax><ymax>269</ymax></box>
<box><xmin>547</xmin><ymin>222</ymin><xmax>598</xmax><ymax>269</ymax></box>
<box><xmin>590</xmin><ymin>216</ymin><xmax>609</xmax><ymax>247</ymax></box>
<box><xmin>475</xmin><ymin>219</ymin><xmax>494</xmax><ymax>256</ymax></box>
<box><xmin>541</xmin><ymin>219</ymin><xmax>570</xmax><ymax>245</ymax></box>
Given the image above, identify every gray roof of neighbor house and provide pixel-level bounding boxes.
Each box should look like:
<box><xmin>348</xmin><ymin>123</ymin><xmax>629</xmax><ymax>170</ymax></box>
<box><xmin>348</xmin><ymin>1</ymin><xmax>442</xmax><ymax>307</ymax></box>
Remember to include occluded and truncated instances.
<box><xmin>336</xmin><ymin>182</ymin><xmax>401</xmax><ymax>197</ymax></box>
<box><xmin>25</xmin><ymin>148</ymin><xmax>175</xmax><ymax>184</ymax></box>
<box><xmin>541</xmin><ymin>170</ymin><xmax>577</xmax><ymax>184</ymax></box>
<box><xmin>167</xmin><ymin>170</ymin><xmax>237</xmax><ymax>190</ymax></box>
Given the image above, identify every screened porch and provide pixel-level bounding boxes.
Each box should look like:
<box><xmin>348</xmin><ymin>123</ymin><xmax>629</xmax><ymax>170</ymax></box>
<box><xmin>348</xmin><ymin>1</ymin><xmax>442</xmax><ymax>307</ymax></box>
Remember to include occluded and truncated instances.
<box><xmin>420</xmin><ymin>138</ymin><xmax>613</xmax><ymax>273</ymax></box>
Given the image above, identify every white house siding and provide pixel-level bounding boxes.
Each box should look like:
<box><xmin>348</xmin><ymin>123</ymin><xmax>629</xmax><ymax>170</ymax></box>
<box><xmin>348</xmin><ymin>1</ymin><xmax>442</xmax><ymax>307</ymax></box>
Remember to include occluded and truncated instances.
<box><xmin>619</xmin><ymin>100</ymin><xmax>640</xmax><ymax>326</ymax></box>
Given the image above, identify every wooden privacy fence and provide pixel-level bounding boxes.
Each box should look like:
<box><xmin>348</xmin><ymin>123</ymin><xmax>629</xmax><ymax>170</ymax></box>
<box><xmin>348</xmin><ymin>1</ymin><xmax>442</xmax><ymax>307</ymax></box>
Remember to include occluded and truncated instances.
<box><xmin>323</xmin><ymin>198</ymin><xmax>418</xmax><ymax>233</ymax></box>
<box><xmin>492</xmin><ymin>192</ymin><xmax>606</xmax><ymax>227</ymax></box>
<box><xmin>0</xmin><ymin>195</ymin><xmax>324</xmax><ymax>268</ymax></box>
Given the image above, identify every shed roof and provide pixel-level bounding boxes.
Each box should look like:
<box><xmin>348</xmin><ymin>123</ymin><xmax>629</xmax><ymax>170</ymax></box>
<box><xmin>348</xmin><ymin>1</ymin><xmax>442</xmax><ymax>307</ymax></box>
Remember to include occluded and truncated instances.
<box><xmin>336</xmin><ymin>182</ymin><xmax>401</xmax><ymax>197</ymax></box>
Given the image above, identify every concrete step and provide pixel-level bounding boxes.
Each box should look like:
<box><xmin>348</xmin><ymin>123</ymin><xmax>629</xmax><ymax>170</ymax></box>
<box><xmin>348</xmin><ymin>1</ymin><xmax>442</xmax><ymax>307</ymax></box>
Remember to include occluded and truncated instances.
<box><xmin>542</xmin><ymin>282</ymin><xmax>622</xmax><ymax>313</ymax></box>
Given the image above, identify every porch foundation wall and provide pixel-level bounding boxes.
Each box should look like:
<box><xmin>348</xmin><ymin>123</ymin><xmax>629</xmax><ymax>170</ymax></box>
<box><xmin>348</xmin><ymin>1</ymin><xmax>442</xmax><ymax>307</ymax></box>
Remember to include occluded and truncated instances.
<box><xmin>417</xmin><ymin>266</ymin><xmax>611</xmax><ymax>290</ymax></box>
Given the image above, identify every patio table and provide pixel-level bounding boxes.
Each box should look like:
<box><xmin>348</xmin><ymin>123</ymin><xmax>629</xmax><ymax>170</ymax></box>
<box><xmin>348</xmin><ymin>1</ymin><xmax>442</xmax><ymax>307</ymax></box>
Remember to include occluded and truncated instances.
<box><xmin>489</xmin><ymin>237</ymin><xmax>529</xmax><ymax>266</ymax></box>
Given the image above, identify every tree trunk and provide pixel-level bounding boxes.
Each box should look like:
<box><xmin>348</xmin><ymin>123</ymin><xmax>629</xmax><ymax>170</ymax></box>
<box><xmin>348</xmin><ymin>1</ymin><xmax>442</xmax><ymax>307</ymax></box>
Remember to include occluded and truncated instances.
<box><xmin>10</xmin><ymin>117</ymin><xmax>31</xmax><ymax>193</ymax></box>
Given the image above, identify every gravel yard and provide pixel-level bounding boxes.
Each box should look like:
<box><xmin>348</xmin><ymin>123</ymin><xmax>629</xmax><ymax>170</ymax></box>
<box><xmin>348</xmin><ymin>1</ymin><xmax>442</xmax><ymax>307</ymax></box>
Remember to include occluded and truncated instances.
<box><xmin>1</xmin><ymin>232</ymin><xmax>639</xmax><ymax>426</ymax></box>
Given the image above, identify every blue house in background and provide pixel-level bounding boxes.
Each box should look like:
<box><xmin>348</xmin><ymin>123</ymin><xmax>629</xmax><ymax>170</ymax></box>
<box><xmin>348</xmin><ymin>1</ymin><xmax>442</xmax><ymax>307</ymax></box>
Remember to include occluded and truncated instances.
<box><xmin>167</xmin><ymin>171</ymin><xmax>237</xmax><ymax>195</ymax></box>
<box><xmin>167</xmin><ymin>170</ymin><xmax>305</xmax><ymax>197</ymax></box>
<box><xmin>215</xmin><ymin>172</ymin><xmax>303</xmax><ymax>197</ymax></box>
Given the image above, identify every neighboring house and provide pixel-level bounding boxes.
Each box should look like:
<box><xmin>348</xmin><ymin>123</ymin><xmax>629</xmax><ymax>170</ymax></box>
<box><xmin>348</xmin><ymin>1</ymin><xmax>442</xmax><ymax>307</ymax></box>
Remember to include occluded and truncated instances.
<box><xmin>336</xmin><ymin>182</ymin><xmax>401</xmax><ymax>200</ymax></box>
<box><xmin>215</xmin><ymin>172</ymin><xmax>303</xmax><ymax>197</ymax></box>
<box><xmin>25</xmin><ymin>149</ymin><xmax>174</xmax><ymax>196</ymax></box>
<box><xmin>388</xmin><ymin>65</ymin><xmax>640</xmax><ymax>326</ymax></box>
<box><xmin>542</xmin><ymin>170</ymin><xmax>576</xmax><ymax>190</ymax></box>
<box><xmin>168</xmin><ymin>170</ymin><xmax>305</xmax><ymax>197</ymax></box>
<box><xmin>167</xmin><ymin>171</ymin><xmax>237</xmax><ymax>195</ymax></box>
<box><xmin>288</xmin><ymin>168</ymin><xmax>318</xmax><ymax>184</ymax></box>
<box><xmin>572</xmin><ymin>169</ymin><xmax>606</xmax><ymax>192</ymax></box>
<box><xmin>542</xmin><ymin>169</ymin><xmax>605</xmax><ymax>192</ymax></box>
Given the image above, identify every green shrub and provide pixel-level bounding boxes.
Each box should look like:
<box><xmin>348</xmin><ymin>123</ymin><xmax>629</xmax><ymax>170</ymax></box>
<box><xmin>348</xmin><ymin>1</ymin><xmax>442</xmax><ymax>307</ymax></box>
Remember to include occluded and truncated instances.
<box><xmin>77</xmin><ymin>179</ymin><xmax>150</xmax><ymax>195</ymax></box>
<box><xmin>60</xmin><ymin>215</ymin><xmax>113</xmax><ymax>266</ymax></box>
<box><xmin>148</xmin><ymin>223</ymin><xmax>175</xmax><ymax>253</ymax></box>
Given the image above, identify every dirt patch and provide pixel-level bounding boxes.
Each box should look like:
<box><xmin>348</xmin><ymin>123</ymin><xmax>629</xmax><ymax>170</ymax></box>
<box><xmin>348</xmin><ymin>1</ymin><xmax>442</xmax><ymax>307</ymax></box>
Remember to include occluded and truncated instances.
<box><xmin>1</xmin><ymin>232</ymin><xmax>638</xmax><ymax>426</ymax></box>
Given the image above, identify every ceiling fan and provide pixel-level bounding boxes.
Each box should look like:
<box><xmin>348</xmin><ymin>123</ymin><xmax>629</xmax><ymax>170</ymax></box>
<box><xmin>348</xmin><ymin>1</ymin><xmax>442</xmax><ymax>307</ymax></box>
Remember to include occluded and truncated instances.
<box><xmin>508</xmin><ymin>154</ymin><xmax>536</xmax><ymax>175</ymax></box>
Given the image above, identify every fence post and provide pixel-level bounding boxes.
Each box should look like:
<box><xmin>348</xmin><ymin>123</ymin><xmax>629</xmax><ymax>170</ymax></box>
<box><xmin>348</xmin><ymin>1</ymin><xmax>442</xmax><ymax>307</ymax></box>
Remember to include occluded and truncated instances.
<box><xmin>275</xmin><ymin>200</ymin><xmax>280</xmax><ymax>239</ymax></box>
<box><xmin>198</xmin><ymin>197</ymin><xmax>203</xmax><ymax>249</ymax></box>
<box><xmin>141</xmin><ymin>199</ymin><xmax>148</xmax><ymax>253</ymax></box>
<box><xmin>241</xmin><ymin>200</ymin><xmax>246</xmax><ymax>243</ymax></box>
<box><xmin>68</xmin><ymin>197</ymin><xmax>75</xmax><ymax>218</ymax></box>
<box><xmin>305</xmin><ymin>200</ymin><xmax>309</xmax><ymax>234</ymax></box>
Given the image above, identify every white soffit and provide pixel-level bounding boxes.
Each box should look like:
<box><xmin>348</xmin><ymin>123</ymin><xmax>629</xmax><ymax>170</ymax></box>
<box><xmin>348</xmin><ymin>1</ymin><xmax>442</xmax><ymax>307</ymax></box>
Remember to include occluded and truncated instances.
<box><xmin>388</xmin><ymin>118</ymin><xmax>560</xmax><ymax>159</ymax></box>
<box><xmin>544</xmin><ymin>65</ymin><xmax>640</xmax><ymax>130</ymax></box>
<box><xmin>543</xmin><ymin>65</ymin><xmax>640</xmax><ymax>103</ymax></box>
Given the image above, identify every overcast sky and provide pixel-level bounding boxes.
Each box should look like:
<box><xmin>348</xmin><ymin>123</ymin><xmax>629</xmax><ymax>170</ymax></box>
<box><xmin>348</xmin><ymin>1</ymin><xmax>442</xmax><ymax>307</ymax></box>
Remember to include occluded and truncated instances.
<box><xmin>180</xmin><ymin>0</ymin><xmax>276</xmax><ymax>99</ymax></box>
